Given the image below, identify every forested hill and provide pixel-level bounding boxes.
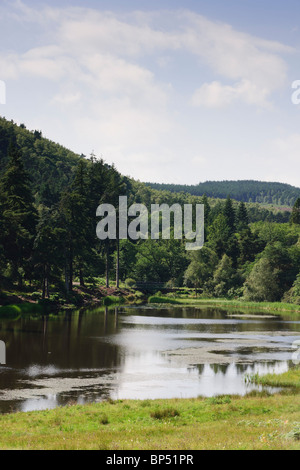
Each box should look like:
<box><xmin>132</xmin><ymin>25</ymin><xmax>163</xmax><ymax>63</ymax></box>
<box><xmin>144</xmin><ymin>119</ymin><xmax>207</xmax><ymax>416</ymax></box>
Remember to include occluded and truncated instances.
<box><xmin>0</xmin><ymin>116</ymin><xmax>82</xmax><ymax>206</ymax></box>
<box><xmin>1</xmin><ymin>116</ymin><xmax>300</xmax><ymax>303</ymax></box>
<box><xmin>145</xmin><ymin>180</ymin><xmax>300</xmax><ymax>207</ymax></box>
<box><xmin>0</xmin><ymin>116</ymin><xmax>297</xmax><ymax>222</ymax></box>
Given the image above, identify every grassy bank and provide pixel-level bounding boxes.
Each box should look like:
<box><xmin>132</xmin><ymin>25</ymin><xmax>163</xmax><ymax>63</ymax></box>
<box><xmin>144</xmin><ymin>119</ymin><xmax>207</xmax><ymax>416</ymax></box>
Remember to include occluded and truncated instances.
<box><xmin>0</xmin><ymin>389</ymin><xmax>299</xmax><ymax>450</ymax></box>
<box><xmin>148</xmin><ymin>295</ymin><xmax>300</xmax><ymax>315</ymax></box>
<box><xmin>2</xmin><ymin>284</ymin><xmax>300</xmax><ymax>318</ymax></box>
<box><xmin>0</xmin><ymin>283</ymin><xmax>146</xmax><ymax>317</ymax></box>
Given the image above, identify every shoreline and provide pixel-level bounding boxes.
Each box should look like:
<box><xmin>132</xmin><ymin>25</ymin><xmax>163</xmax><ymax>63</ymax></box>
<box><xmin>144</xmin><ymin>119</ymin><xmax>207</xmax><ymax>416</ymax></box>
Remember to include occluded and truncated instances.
<box><xmin>1</xmin><ymin>286</ymin><xmax>300</xmax><ymax>318</ymax></box>
<box><xmin>0</xmin><ymin>297</ymin><xmax>299</xmax><ymax>449</ymax></box>
<box><xmin>0</xmin><ymin>375</ymin><xmax>298</xmax><ymax>449</ymax></box>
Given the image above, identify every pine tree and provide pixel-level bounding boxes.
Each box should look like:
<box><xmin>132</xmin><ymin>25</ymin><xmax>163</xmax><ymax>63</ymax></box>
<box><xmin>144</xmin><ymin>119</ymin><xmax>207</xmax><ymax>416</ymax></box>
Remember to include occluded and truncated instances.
<box><xmin>201</xmin><ymin>194</ymin><xmax>210</xmax><ymax>241</ymax></box>
<box><xmin>290</xmin><ymin>198</ymin><xmax>300</xmax><ymax>225</ymax></box>
<box><xmin>59</xmin><ymin>160</ymin><xmax>90</xmax><ymax>291</ymax></box>
<box><xmin>223</xmin><ymin>195</ymin><xmax>235</xmax><ymax>233</ymax></box>
<box><xmin>33</xmin><ymin>207</ymin><xmax>66</xmax><ymax>298</ymax></box>
<box><xmin>236</xmin><ymin>201</ymin><xmax>249</xmax><ymax>231</ymax></box>
<box><xmin>0</xmin><ymin>142</ymin><xmax>38</xmax><ymax>285</ymax></box>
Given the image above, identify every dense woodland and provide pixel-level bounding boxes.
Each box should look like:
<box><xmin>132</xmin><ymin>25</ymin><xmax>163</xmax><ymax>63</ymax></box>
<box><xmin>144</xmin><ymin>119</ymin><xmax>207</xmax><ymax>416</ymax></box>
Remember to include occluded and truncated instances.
<box><xmin>146</xmin><ymin>180</ymin><xmax>300</xmax><ymax>207</ymax></box>
<box><xmin>0</xmin><ymin>116</ymin><xmax>300</xmax><ymax>306</ymax></box>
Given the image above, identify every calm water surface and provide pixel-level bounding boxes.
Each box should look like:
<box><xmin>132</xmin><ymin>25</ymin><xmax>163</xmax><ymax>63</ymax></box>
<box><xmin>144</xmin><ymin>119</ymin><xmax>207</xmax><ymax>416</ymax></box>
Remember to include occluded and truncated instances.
<box><xmin>0</xmin><ymin>305</ymin><xmax>299</xmax><ymax>413</ymax></box>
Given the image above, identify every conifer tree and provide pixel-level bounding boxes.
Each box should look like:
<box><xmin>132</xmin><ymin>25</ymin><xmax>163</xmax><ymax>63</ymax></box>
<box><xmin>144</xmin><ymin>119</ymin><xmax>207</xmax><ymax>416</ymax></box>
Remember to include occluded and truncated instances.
<box><xmin>223</xmin><ymin>195</ymin><xmax>235</xmax><ymax>233</ymax></box>
<box><xmin>0</xmin><ymin>142</ymin><xmax>37</xmax><ymax>285</ymax></box>
<box><xmin>290</xmin><ymin>197</ymin><xmax>300</xmax><ymax>225</ymax></box>
<box><xmin>236</xmin><ymin>201</ymin><xmax>249</xmax><ymax>231</ymax></box>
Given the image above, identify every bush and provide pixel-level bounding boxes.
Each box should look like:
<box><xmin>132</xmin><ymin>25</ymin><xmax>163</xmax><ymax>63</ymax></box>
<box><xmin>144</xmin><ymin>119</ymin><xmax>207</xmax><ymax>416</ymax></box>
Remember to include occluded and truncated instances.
<box><xmin>125</xmin><ymin>278</ymin><xmax>136</xmax><ymax>288</ymax></box>
<box><xmin>0</xmin><ymin>304</ymin><xmax>22</xmax><ymax>318</ymax></box>
<box><xmin>99</xmin><ymin>413</ymin><xmax>109</xmax><ymax>425</ymax></box>
<box><xmin>148</xmin><ymin>295</ymin><xmax>180</xmax><ymax>305</ymax></box>
<box><xmin>31</xmin><ymin>292</ymin><xmax>42</xmax><ymax>300</ymax></box>
<box><xmin>126</xmin><ymin>294</ymin><xmax>135</xmax><ymax>302</ymax></box>
<box><xmin>150</xmin><ymin>407</ymin><xmax>180</xmax><ymax>420</ymax></box>
<box><xmin>49</xmin><ymin>293</ymin><xmax>60</xmax><ymax>302</ymax></box>
<box><xmin>208</xmin><ymin>395</ymin><xmax>231</xmax><ymax>405</ymax></box>
<box><xmin>65</xmin><ymin>293</ymin><xmax>82</xmax><ymax>306</ymax></box>
<box><xmin>103</xmin><ymin>296</ymin><xmax>124</xmax><ymax>306</ymax></box>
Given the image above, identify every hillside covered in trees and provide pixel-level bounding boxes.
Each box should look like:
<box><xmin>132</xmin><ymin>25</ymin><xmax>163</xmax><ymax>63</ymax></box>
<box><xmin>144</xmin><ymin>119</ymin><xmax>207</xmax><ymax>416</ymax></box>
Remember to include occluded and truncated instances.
<box><xmin>0</xmin><ymin>116</ymin><xmax>300</xmax><ymax>307</ymax></box>
<box><xmin>145</xmin><ymin>180</ymin><xmax>300</xmax><ymax>207</ymax></box>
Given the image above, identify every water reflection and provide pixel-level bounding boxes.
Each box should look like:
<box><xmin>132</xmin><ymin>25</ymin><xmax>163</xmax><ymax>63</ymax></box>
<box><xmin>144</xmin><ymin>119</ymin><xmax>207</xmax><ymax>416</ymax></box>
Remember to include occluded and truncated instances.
<box><xmin>0</xmin><ymin>306</ymin><xmax>299</xmax><ymax>412</ymax></box>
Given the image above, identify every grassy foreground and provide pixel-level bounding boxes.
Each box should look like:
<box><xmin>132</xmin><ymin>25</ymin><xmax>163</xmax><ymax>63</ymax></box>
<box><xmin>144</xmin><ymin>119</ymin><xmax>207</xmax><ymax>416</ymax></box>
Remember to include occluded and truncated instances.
<box><xmin>0</xmin><ymin>368</ymin><xmax>299</xmax><ymax>450</ymax></box>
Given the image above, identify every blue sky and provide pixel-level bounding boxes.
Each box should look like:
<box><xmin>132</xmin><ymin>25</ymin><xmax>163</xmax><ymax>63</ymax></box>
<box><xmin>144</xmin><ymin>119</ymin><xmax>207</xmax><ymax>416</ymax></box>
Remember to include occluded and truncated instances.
<box><xmin>1</xmin><ymin>0</ymin><xmax>300</xmax><ymax>187</ymax></box>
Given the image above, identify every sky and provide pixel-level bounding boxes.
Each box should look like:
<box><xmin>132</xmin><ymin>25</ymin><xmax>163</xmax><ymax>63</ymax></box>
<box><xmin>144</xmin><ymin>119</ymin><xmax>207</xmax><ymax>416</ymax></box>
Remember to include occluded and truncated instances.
<box><xmin>1</xmin><ymin>0</ymin><xmax>300</xmax><ymax>187</ymax></box>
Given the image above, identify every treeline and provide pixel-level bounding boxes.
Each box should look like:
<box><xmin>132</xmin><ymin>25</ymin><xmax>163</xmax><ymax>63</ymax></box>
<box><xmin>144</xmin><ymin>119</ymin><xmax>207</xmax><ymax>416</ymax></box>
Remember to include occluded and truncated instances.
<box><xmin>145</xmin><ymin>180</ymin><xmax>300</xmax><ymax>207</ymax></box>
<box><xmin>184</xmin><ymin>196</ymin><xmax>300</xmax><ymax>304</ymax></box>
<box><xmin>0</xmin><ymin>117</ymin><xmax>300</xmax><ymax>306</ymax></box>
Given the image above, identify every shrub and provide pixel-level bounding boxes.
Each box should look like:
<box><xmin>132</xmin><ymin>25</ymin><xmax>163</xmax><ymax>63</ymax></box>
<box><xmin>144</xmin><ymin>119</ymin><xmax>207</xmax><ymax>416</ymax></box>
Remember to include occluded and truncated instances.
<box><xmin>0</xmin><ymin>304</ymin><xmax>22</xmax><ymax>318</ymax></box>
<box><xmin>103</xmin><ymin>296</ymin><xmax>124</xmax><ymax>306</ymax></box>
<box><xmin>125</xmin><ymin>278</ymin><xmax>136</xmax><ymax>288</ymax></box>
<box><xmin>150</xmin><ymin>408</ymin><xmax>180</xmax><ymax>420</ymax></box>
<box><xmin>99</xmin><ymin>413</ymin><xmax>109</xmax><ymax>425</ymax></box>
<box><xmin>208</xmin><ymin>396</ymin><xmax>231</xmax><ymax>405</ymax></box>
<box><xmin>148</xmin><ymin>295</ymin><xmax>180</xmax><ymax>305</ymax></box>
<box><xmin>31</xmin><ymin>292</ymin><xmax>42</xmax><ymax>300</ymax></box>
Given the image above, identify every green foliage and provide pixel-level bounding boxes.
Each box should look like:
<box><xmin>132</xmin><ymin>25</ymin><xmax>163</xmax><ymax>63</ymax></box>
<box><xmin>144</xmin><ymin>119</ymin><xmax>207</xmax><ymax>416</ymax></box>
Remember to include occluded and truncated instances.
<box><xmin>150</xmin><ymin>407</ymin><xmax>180</xmax><ymax>420</ymax></box>
<box><xmin>103</xmin><ymin>296</ymin><xmax>125</xmax><ymax>306</ymax></box>
<box><xmin>0</xmin><ymin>118</ymin><xmax>300</xmax><ymax>308</ymax></box>
<box><xmin>208</xmin><ymin>395</ymin><xmax>231</xmax><ymax>405</ymax></box>
<box><xmin>184</xmin><ymin>246</ymin><xmax>218</xmax><ymax>288</ymax></box>
<box><xmin>282</xmin><ymin>273</ymin><xmax>300</xmax><ymax>304</ymax></box>
<box><xmin>290</xmin><ymin>197</ymin><xmax>300</xmax><ymax>225</ymax></box>
<box><xmin>212</xmin><ymin>254</ymin><xmax>237</xmax><ymax>297</ymax></box>
<box><xmin>243</xmin><ymin>258</ymin><xmax>280</xmax><ymax>302</ymax></box>
<box><xmin>125</xmin><ymin>278</ymin><xmax>136</xmax><ymax>288</ymax></box>
<box><xmin>145</xmin><ymin>180</ymin><xmax>300</xmax><ymax>207</ymax></box>
<box><xmin>148</xmin><ymin>295</ymin><xmax>181</xmax><ymax>304</ymax></box>
<box><xmin>0</xmin><ymin>142</ymin><xmax>38</xmax><ymax>284</ymax></box>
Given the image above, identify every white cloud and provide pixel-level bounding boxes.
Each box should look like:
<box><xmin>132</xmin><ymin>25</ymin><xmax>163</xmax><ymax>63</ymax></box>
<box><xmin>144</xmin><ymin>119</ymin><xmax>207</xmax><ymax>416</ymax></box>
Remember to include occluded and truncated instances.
<box><xmin>0</xmin><ymin>2</ymin><xmax>297</xmax><ymax>185</ymax></box>
<box><xmin>182</xmin><ymin>12</ymin><xmax>292</xmax><ymax>108</ymax></box>
<box><xmin>191</xmin><ymin>79</ymin><xmax>272</xmax><ymax>108</ymax></box>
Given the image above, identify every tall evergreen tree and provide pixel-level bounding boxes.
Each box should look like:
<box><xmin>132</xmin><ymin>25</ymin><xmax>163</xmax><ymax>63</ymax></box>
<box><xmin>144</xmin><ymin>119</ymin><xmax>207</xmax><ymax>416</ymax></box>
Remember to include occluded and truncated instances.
<box><xmin>0</xmin><ymin>142</ymin><xmax>37</xmax><ymax>285</ymax></box>
<box><xmin>290</xmin><ymin>197</ymin><xmax>300</xmax><ymax>225</ymax></box>
<box><xmin>59</xmin><ymin>160</ymin><xmax>91</xmax><ymax>292</ymax></box>
<box><xmin>236</xmin><ymin>201</ymin><xmax>249</xmax><ymax>231</ymax></box>
<box><xmin>201</xmin><ymin>194</ymin><xmax>210</xmax><ymax>241</ymax></box>
<box><xmin>223</xmin><ymin>195</ymin><xmax>236</xmax><ymax>233</ymax></box>
<box><xmin>33</xmin><ymin>207</ymin><xmax>65</xmax><ymax>298</ymax></box>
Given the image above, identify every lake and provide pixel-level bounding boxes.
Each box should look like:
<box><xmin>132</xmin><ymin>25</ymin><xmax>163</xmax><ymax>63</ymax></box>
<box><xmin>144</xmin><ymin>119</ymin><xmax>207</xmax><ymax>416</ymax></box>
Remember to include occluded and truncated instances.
<box><xmin>0</xmin><ymin>305</ymin><xmax>299</xmax><ymax>413</ymax></box>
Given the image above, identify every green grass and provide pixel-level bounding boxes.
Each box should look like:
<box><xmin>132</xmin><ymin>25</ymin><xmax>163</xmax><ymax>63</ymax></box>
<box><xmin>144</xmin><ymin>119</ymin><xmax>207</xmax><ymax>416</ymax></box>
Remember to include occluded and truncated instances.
<box><xmin>0</xmin><ymin>302</ymin><xmax>48</xmax><ymax>318</ymax></box>
<box><xmin>250</xmin><ymin>367</ymin><xmax>300</xmax><ymax>389</ymax></box>
<box><xmin>0</xmin><ymin>392</ymin><xmax>299</xmax><ymax>450</ymax></box>
<box><xmin>102</xmin><ymin>295</ymin><xmax>125</xmax><ymax>306</ymax></box>
<box><xmin>147</xmin><ymin>295</ymin><xmax>300</xmax><ymax>315</ymax></box>
<box><xmin>0</xmin><ymin>369</ymin><xmax>299</xmax><ymax>450</ymax></box>
<box><xmin>148</xmin><ymin>295</ymin><xmax>181</xmax><ymax>305</ymax></box>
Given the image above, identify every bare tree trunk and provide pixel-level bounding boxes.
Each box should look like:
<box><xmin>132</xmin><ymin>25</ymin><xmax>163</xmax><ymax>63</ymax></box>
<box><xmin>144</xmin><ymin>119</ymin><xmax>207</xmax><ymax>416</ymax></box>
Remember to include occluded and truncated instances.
<box><xmin>46</xmin><ymin>265</ymin><xmax>49</xmax><ymax>298</ymax></box>
<box><xmin>64</xmin><ymin>245</ymin><xmax>69</xmax><ymax>293</ymax></box>
<box><xmin>116</xmin><ymin>238</ymin><xmax>120</xmax><ymax>288</ymax></box>
<box><xmin>42</xmin><ymin>264</ymin><xmax>46</xmax><ymax>300</ymax></box>
<box><xmin>68</xmin><ymin>243</ymin><xmax>73</xmax><ymax>292</ymax></box>
<box><xmin>106</xmin><ymin>243</ymin><xmax>110</xmax><ymax>288</ymax></box>
<box><xmin>79</xmin><ymin>268</ymin><xmax>85</xmax><ymax>287</ymax></box>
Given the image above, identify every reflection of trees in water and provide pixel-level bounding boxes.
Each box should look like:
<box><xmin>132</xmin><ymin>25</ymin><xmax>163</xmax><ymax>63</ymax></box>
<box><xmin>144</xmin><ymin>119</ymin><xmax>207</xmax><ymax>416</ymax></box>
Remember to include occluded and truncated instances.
<box><xmin>0</xmin><ymin>307</ymin><xmax>123</xmax><ymax>393</ymax></box>
<box><xmin>192</xmin><ymin>360</ymin><xmax>287</xmax><ymax>377</ymax></box>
